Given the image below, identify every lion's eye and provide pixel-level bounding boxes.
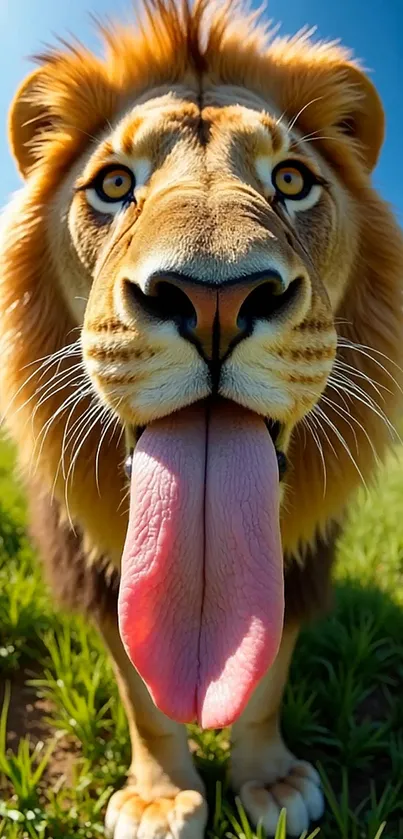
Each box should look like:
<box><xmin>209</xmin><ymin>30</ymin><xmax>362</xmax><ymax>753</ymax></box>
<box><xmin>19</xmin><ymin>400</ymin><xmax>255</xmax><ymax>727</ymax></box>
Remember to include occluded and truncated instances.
<box><xmin>272</xmin><ymin>161</ymin><xmax>317</xmax><ymax>201</ymax></box>
<box><xmin>82</xmin><ymin>165</ymin><xmax>136</xmax><ymax>215</ymax></box>
<box><xmin>94</xmin><ymin>167</ymin><xmax>135</xmax><ymax>203</ymax></box>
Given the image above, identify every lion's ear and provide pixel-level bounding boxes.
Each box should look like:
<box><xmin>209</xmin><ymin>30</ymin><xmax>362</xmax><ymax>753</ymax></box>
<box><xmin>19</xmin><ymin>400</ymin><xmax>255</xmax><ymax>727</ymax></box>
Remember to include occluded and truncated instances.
<box><xmin>270</xmin><ymin>40</ymin><xmax>385</xmax><ymax>174</ymax></box>
<box><xmin>335</xmin><ymin>63</ymin><xmax>384</xmax><ymax>172</ymax></box>
<box><xmin>8</xmin><ymin>69</ymin><xmax>52</xmax><ymax>179</ymax></box>
<box><xmin>9</xmin><ymin>51</ymin><xmax>117</xmax><ymax>180</ymax></box>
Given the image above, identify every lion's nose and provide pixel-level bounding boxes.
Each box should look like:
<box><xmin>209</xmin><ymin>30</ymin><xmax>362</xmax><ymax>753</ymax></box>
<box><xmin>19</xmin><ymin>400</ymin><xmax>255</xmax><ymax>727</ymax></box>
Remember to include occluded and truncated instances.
<box><xmin>124</xmin><ymin>270</ymin><xmax>302</xmax><ymax>360</ymax></box>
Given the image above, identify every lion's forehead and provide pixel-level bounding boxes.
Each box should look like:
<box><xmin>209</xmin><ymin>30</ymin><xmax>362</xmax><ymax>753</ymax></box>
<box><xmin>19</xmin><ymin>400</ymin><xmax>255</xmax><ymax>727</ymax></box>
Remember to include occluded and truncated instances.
<box><xmin>95</xmin><ymin>87</ymin><xmax>295</xmax><ymax>183</ymax></box>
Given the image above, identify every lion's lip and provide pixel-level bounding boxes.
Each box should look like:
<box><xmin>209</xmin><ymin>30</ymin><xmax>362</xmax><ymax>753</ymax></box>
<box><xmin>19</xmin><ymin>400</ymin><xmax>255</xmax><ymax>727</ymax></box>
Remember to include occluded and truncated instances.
<box><xmin>123</xmin><ymin>403</ymin><xmax>287</xmax><ymax>481</ymax></box>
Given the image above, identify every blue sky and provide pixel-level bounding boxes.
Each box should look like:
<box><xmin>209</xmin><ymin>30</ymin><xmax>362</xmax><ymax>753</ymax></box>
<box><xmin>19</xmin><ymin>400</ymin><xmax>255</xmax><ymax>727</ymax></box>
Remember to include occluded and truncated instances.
<box><xmin>0</xmin><ymin>0</ymin><xmax>401</xmax><ymax>220</ymax></box>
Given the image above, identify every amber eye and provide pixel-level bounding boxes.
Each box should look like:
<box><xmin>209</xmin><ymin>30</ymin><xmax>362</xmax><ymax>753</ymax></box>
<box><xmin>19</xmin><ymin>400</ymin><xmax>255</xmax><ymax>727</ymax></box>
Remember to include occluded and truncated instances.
<box><xmin>272</xmin><ymin>161</ymin><xmax>316</xmax><ymax>201</ymax></box>
<box><xmin>94</xmin><ymin>166</ymin><xmax>135</xmax><ymax>204</ymax></box>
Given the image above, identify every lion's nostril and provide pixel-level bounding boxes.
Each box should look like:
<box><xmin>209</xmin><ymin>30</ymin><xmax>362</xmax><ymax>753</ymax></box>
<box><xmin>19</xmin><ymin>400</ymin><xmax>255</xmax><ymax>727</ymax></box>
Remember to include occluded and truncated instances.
<box><xmin>149</xmin><ymin>281</ymin><xmax>197</xmax><ymax>327</ymax></box>
<box><xmin>237</xmin><ymin>276</ymin><xmax>303</xmax><ymax>330</ymax></box>
<box><xmin>124</xmin><ymin>279</ymin><xmax>197</xmax><ymax>327</ymax></box>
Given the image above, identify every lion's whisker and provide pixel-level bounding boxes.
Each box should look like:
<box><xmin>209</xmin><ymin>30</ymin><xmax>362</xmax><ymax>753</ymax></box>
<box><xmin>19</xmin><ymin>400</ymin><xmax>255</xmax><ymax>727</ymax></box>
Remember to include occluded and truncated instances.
<box><xmin>0</xmin><ymin>342</ymin><xmax>82</xmax><ymax>428</ymax></box>
<box><xmin>95</xmin><ymin>406</ymin><xmax>122</xmax><ymax>496</ymax></box>
<box><xmin>314</xmin><ymin>403</ymin><xmax>367</xmax><ymax>488</ymax></box>
<box><xmin>328</xmin><ymin>377</ymin><xmax>400</xmax><ymax>443</ymax></box>
<box><xmin>333</xmin><ymin>358</ymin><xmax>390</xmax><ymax>398</ymax></box>
<box><xmin>65</xmin><ymin>400</ymin><xmax>102</xmax><ymax>470</ymax></box>
<box><xmin>287</xmin><ymin>96</ymin><xmax>324</xmax><ymax>133</ymax></box>
<box><xmin>321</xmin><ymin>392</ymin><xmax>381</xmax><ymax>466</ymax></box>
<box><xmin>20</xmin><ymin>339</ymin><xmax>81</xmax><ymax>372</ymax></box>
<box><xmin>66</xmin><ymin>402</ymin><xmax>108</xmax><ymax>502</ymax></box>
<box><xmin>31</xmin><ymin>366</ymin><xmax>86</xmax><ymax>417</ymax></box>
<box><xmin>302</xmin><ymin>412</ymin><xmax>328</xmax><ymax>496</ymax></box>
<box><xmin>31</xmin><ymin>386</ymin><xmax>93</xmax><ymax>478</ymax></box>
<box><xmin>337</xmin><ymin>339</ymin><xmax>403</xmax><ymax>392</ymax></box>
<box><xmin>320</xmin><ymin>393</ymin><xmax>359</xmax><ymax>454</ymax></box>
<box><xmin>59</xmin><ymin>396</ymin><xmax>101</xmax><ymax>480</ymax></box>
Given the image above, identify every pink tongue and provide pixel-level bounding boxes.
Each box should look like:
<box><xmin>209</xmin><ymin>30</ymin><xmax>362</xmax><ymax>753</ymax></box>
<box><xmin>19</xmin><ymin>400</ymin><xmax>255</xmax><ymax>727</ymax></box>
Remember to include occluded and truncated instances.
<box><xmin>118</xmin><ymin>400</ymin><xmax>284</xmax><ymax>729</ymax></box>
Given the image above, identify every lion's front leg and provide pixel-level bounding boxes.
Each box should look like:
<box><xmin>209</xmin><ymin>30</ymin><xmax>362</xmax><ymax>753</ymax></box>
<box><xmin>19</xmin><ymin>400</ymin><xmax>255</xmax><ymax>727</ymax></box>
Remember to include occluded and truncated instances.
<box><xmin>99</xmin><ymin>616</ymin><xmax>207</xmax><ymax>839</ymax></box>
<box><xmin>230</xmin><ymin>624</ymin><xmax>324</xmax><ymax>838</ymax></box>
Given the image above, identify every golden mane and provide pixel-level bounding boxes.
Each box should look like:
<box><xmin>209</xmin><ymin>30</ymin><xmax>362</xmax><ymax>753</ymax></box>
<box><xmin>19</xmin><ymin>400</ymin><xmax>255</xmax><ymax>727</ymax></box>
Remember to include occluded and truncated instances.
<box><xmin>9</xmin><ymin>0</ymin><xmax>385</xmax><ymax>182</ymax></box>
<box><xmin>1</xmin><ymin>0</ymin><xmax>402</xmax><ymax>566</ymax></box>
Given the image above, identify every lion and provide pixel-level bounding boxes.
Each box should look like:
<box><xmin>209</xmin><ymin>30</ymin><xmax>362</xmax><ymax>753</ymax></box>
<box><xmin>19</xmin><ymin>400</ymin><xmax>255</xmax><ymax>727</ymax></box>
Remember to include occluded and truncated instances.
<box><xmin>1</xmin><ymin>1</ymin><xmax>402</xmax><ymax>836</ymax></box>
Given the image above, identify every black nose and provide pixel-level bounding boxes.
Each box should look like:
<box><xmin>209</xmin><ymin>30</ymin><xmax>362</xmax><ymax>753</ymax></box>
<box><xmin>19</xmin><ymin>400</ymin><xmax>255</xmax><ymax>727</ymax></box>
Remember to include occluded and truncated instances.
<box><xmin>125</xmin><ymin>270</ymin><xmax>302</xmax><ymax>360</ymax></box>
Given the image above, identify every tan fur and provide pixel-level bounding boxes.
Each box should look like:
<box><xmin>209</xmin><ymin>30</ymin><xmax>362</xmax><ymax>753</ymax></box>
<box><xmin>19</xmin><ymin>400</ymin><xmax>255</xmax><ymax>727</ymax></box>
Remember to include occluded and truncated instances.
<box><xmin>2</xmin><ymin>3</ymin><xmax>402</xmax><ymax>833</ymax></box>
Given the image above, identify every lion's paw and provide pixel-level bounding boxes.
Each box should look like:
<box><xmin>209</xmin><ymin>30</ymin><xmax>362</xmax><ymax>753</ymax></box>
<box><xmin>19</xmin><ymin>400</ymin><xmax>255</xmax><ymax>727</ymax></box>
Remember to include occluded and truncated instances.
<box><xmin>239</xmin><ymin>762</ymin><xmax>324</xmax><ymax>838</ymax></box>
<box><xmin>105</xmin><ymin>787</ymin><xmax>208</xmax><ymax>839</ymax></box>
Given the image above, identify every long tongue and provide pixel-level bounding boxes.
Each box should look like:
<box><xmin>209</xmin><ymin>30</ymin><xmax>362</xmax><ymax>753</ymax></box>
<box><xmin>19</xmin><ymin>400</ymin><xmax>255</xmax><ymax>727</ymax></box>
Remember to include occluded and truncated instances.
<box><xmin>118</xmin><ymin>400</ymin><xmax>284</xmax><ymax>729</ymax></box>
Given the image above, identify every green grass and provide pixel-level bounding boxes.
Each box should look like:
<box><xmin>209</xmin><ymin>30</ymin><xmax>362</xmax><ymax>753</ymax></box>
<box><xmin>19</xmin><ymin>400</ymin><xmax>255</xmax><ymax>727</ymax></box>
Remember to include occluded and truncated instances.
<box><xmin>0</xmin><ymin>436</ymin><xmax>403</xmax><ymax>839</ymax></box>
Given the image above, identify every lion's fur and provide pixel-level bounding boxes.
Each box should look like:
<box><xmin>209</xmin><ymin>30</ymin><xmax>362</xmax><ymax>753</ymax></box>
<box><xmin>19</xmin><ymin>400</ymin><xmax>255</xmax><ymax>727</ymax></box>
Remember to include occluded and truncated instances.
<box><xmin>1</xmin><ymin>0</ymin><xmax>403</xmax><ymax>593</ymax></box>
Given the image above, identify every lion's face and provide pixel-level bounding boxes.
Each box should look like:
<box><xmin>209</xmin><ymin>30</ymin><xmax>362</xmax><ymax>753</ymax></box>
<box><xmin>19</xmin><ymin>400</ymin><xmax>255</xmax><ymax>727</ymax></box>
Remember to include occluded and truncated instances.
<box><xmin>55</xmin><ymin>87</ymin><xmax>347</xmax><ymax>444</ymax></box>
